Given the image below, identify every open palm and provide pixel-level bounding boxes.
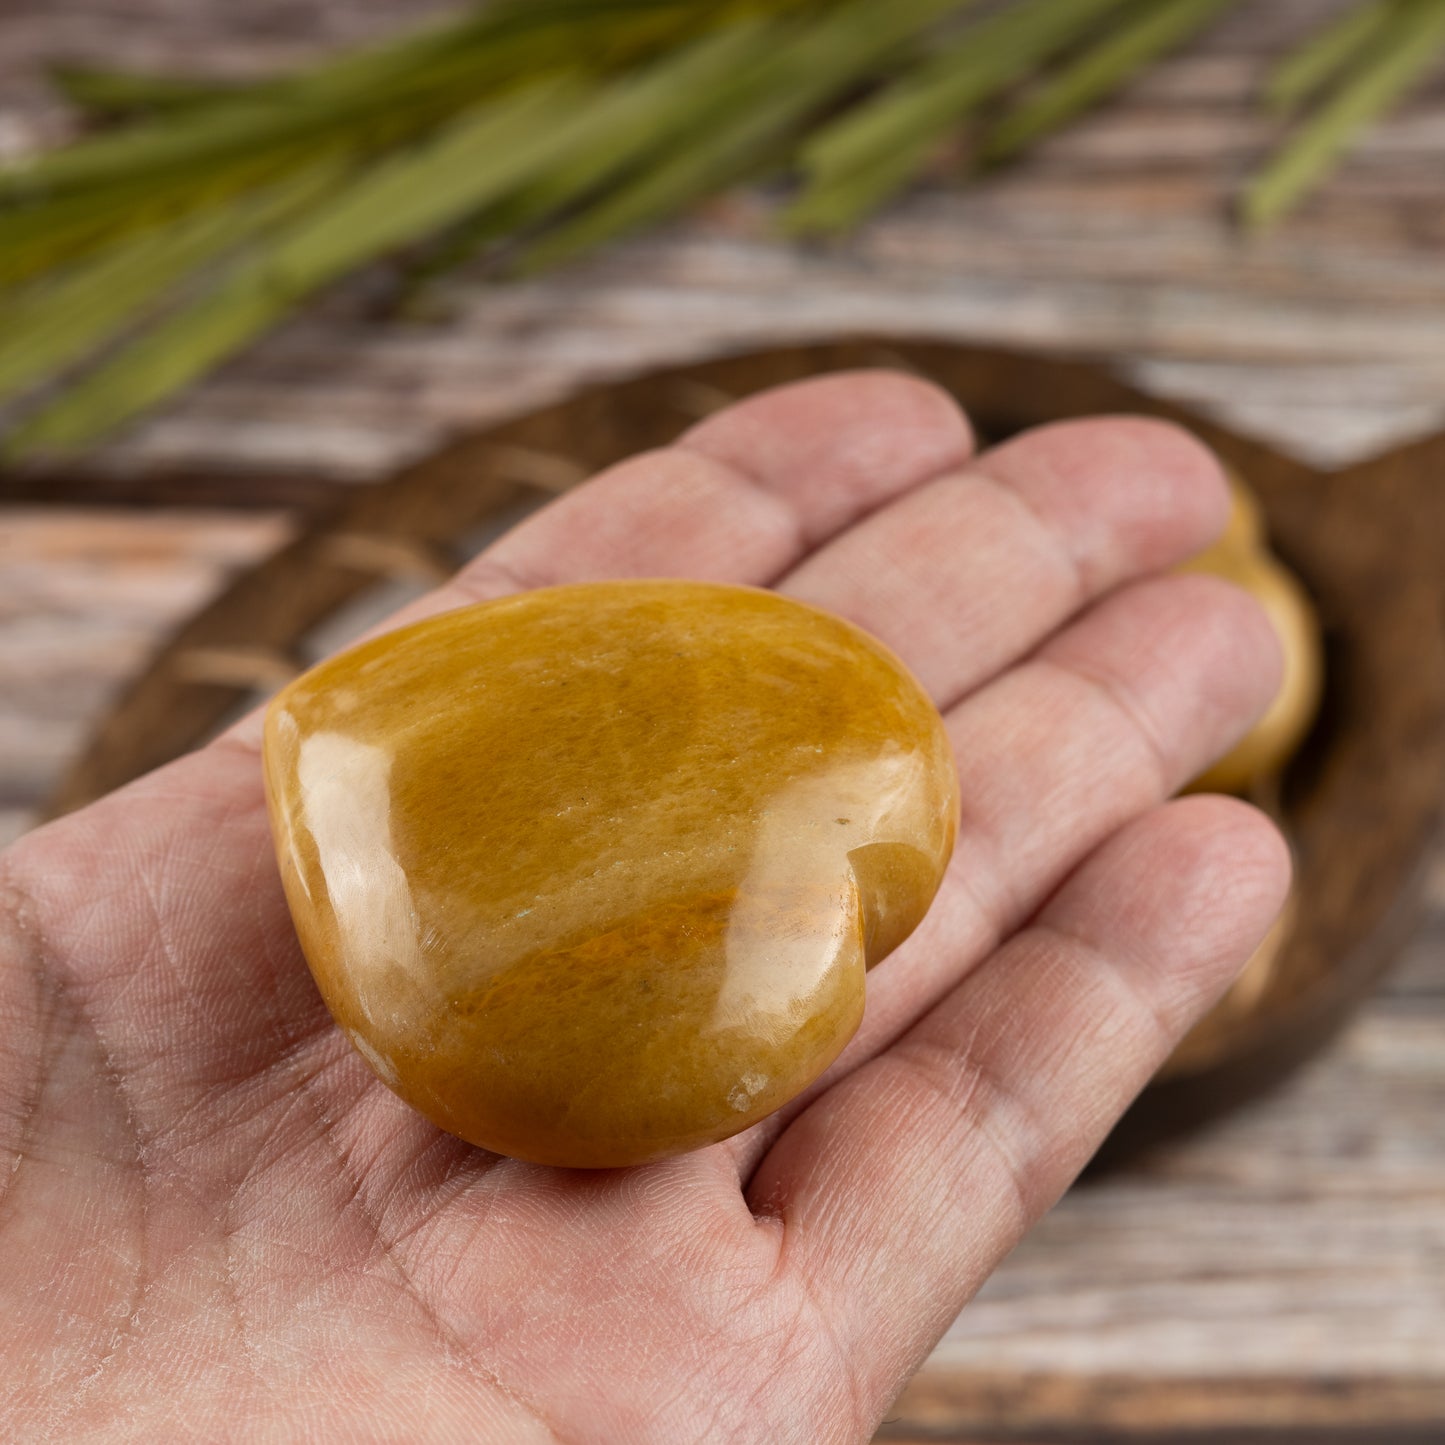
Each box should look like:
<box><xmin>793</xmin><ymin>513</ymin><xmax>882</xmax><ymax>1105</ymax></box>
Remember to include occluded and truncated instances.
<box><xmin>1</xmin><ymin>373</ymin><xmax>1288</xmax><ymax>1443</ymax></box>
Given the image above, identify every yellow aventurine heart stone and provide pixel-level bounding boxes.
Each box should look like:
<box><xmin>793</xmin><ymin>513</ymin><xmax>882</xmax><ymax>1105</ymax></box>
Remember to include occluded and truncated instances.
<box><xmin>263</xmin><ymin>580</ymin><xmax>958</xmax><ymax>1167</ymax></box>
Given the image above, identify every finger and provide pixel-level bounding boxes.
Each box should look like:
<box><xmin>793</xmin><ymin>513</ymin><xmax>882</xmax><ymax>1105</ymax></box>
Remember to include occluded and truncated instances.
<box><xmin>778</xmin><ymin>416</ymin><xmax>1230</xmax><ymax>708</ymax></box>
<box><xmin>679</xmin><ymin>365</ymin><xmax>976</xmax><ymax>542</ymax></box>
<box><xmin>222</xmin><ymin>369</ymin><xmax>973</xmax><ymax>747</ymax></box>
<box><xmin>719</xmin><ymin>569</ymin><xmax>1281</xmax><ymax>1177</ymax></box>
<box><xmin>372</xmin><ymin>368</ymin><xmax>973</xmax><ymax>629</ymax></box>
<box><xmin>749</xmin><ymin>795</ymin><xmax>1291</xmax><ymax>1421</ymax></box>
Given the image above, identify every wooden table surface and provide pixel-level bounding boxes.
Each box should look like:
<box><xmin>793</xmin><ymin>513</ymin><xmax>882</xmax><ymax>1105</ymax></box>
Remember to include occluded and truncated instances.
<box><xmin>4</xmin><ymin>3</ymin><xmax>1445</xmax><ymax>1439</ymax></box>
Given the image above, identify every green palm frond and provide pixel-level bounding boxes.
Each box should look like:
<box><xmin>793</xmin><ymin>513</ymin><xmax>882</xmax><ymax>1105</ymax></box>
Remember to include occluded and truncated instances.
<box><xmin>2</xmin><ymin>0</ymin><xmax>1441</xmax><ymax>460</ymax></box>
<box><xmin>1245</xmin><ymin>0</ymin><xmax>1445</xmax><ymax>228</ymax></box>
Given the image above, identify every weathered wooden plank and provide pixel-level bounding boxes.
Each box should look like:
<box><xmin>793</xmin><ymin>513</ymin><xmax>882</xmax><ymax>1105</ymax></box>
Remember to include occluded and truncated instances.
<box><xmin>0</xmin><ymin>508</ymin><xmax>292</xmax><ymax>822</ymax></box>
<box><xmin>881</xmin><ymin>1373</ymin><xmax>1445</xmax><ymax>1441</ymax></box>
<box><xmin>8</xmin><ymin>240</ymin><xmax>1434</xmax><ymax>486</ymax></box>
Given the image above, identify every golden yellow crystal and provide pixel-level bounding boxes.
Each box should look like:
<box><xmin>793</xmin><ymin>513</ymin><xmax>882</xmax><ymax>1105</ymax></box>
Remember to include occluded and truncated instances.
<box><xmin>264</xmin><ymin>581</ymin><xmax>958</xmax><ymax>1167</ymax></box>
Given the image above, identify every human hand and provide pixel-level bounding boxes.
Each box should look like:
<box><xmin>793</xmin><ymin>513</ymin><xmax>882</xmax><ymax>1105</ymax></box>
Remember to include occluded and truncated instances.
<box><xmin>0</xmin><ymin>372</ymin><xmax>1289</xmax><ymax>1442</ymax></box>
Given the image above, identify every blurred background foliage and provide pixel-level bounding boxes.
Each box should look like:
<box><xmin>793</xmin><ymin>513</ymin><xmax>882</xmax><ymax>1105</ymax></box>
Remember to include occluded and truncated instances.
<box><xmin>3</xmin><ymin>0</ymin><xmax>1444</xmax><ymax>459</ymax></box>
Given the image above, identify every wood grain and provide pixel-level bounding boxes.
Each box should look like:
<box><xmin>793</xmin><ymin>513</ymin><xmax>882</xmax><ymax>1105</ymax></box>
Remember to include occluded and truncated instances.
<box><xmin>0</xmin><ymin>508</ymin><xmax>291</xmax><ymax>845</ymax></box>
<box><xmin>885</xmin><ymin>886</ymin><xmax>1445</xmax><ymax>1437</ymax></box>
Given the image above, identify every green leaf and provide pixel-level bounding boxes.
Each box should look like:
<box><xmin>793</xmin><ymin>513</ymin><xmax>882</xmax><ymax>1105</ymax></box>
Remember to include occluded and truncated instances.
<box><xmin>1</xmin><ymin>12</ymin><xmax>809</xmax><ymax>451</ymax></box>
<box><xmin>402</xmin><ymin>18</ymin><xmax>783</xmax><ymax>292</ymax></box>
<box><xmin>4</xmin><ymin>0</ymin><xmax>1436</xmax><ymax>460</ymax></box>
<box><xmin>982</xmin><ymin>0</ymin><xmax>1242</xmax><ymax>164</ymax></box>
<box><xmin>528</xmin><ymin>0</ymin><xmax>973</xmax><ymax>266</ymax></box>
<box><xmin>3</xmin><ymin>81</ymin><xmax>612</xmax><ymax>454</ymax></box>
<box><xmin>47</xmin><ymin>65</ymin><xmax>243</xmax><ymax>119</ymax></box>
<box><xmin>781</xmin><ymin>132</ymin><xmax>940</xmax><ymax>235</ymax></box>
<box><xmin>0</xmin><ymin>162</ymin><xmax>345</xmax><ymax>404</ymax></box>
<box><xmin>0</xmin><ymin>139</ymin><xmax>344</xmax><ymax>287</ymax></box>
<box><xmin>0</xmin><ymin>1</ymin><xmax>737</xmax><ymax>205</ymax></box>
<box><xmin>1243</xmin><ymin>0</ymin><xmax>1445</xmax><ymax>229</ymax></box>
<box><xmin>1264</xmin><ymin>0</ymin><xmax>1397</xmax><ymax>114</ymax></box>
<box><xmin>1</xmin><ymin>57</ymin><xmax>463</xmax><ymax>204</ymax></box>
<box><xmin>516</xmin><ymin>40</ymin><xmax>804</xmax><ymax>272</ymax></box>
<box><xmin>788</xmin><ymin>0</ymin><xmax>1135</xmax><ymax>232</ymax></box>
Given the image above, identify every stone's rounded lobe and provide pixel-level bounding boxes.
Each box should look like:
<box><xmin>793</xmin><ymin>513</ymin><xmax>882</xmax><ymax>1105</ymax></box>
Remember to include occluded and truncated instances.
<box><xmin>263</xmin><ymin>580</ymin><xmax>958</xmax><ymax>1168</ymax></box>
<box><xmin>1179</xmin><ymin>466</ymin><xmax>1322</xmax><ymax>795</ymax></box>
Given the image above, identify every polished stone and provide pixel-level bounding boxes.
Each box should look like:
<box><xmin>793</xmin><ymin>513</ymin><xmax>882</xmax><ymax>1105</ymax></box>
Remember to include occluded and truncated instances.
<box><xmin>1182</xmin><ymin>468</ymin><xmax>1322</xmax><ymax>795</ymax></box>
<box><xmin>264</xmin><ymin>581</ymin><xmax>958</xmax><ymax>1168</ymax></box>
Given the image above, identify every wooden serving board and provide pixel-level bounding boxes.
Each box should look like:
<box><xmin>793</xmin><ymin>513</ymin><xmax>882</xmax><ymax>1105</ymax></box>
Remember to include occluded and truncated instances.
<box><xmin>37</xmin><ymin>342</ymin><xmax>1445</xmax><ymax>1175</ymax></box>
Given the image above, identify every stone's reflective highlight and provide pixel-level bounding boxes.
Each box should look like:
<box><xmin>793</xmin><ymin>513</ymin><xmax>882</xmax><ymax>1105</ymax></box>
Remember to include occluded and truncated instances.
<box><xmin>263</xmin><ymin>580</ymin><xmax>958</xmax><ymax>1168</ymax></box>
